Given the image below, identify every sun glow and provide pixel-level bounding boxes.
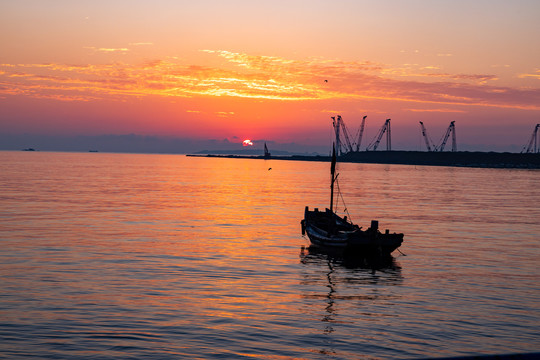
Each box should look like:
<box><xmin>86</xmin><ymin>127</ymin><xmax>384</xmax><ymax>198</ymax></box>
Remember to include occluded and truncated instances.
<box><xmin>242</xmin><ymin>139</ymin><xmax>253</xmax><ymax>146</ymax></box>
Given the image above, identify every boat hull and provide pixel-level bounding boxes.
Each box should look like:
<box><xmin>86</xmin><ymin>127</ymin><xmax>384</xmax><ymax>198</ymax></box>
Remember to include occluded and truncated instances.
<box><xmin>302</xmin><ymin>207</ymin><xmax>403</xmax><ymax>256</ymax></box>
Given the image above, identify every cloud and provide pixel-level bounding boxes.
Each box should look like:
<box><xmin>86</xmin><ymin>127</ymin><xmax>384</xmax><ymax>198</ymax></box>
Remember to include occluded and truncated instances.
<box><xmin>84</xmin><ymin>46</ymin><xmax>130</xmax><ymax>53</ymax></box>
<box><xmin>405</xmin><ymin>108</ymin><xmax>466</xmax><ymax>113</ymax></box>
<box><xmin>425</xmin><ymin>73</ymin><xmax>498</xmax><ymax>84</ymax></box>
<box><xmin>518</xmin><ymin>70</ymin><xmax>540</xmax><ymax>80</ymax></box>
<box><xmin>380</xmin><ymin>64</ymin><xmax>497</xmax><ymax>84</ymax></box>
<box><xmin>1</xmin><ymin>51</ymin><xmax>539</xmax><ymax>111</ymax></box>
<box><xmin>216</xmin><ymin>111</ymin><xmax>234</xmax><ymax>117</ymax></box>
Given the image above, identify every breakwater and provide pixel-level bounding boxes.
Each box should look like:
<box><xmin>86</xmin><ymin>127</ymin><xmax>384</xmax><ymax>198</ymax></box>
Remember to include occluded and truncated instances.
<box><xmin>188</xmin><ymin>151</ymin><xmax>540</xmax><ymax>169</ymax></box>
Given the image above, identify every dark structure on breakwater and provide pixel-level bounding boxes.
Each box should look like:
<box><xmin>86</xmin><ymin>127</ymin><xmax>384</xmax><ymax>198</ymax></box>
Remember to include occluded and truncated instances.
<box><xmin>338</xmin><ymin>151</ymin><xmax>540</xmax><ymax>168</ymax></box>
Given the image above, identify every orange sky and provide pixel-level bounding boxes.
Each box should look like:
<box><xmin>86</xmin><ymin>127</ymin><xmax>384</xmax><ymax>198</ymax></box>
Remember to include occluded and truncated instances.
<box><xmin>1</xmin><ymin>1</ymin><xmax>539</xmax><ymax>151</ymax></box>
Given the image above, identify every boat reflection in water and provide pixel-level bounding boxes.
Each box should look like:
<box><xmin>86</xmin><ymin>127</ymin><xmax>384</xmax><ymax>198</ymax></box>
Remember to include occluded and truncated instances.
<box><xmin>299</xmin><ymin>245</ymin><xmax>403</xmax><ymax>350</ymax></box>
<box><xmin>300</xmin><ymin>245</ymin><xmax>403</xmax><ymax>272</ymax></box>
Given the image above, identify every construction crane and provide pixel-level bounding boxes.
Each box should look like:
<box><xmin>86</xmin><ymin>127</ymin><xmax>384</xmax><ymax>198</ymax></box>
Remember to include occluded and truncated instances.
<box><xmin>332</xmin><ymin>115</ymin><xmax>366</xmax><ymax>155</ymax></box>
<box><xmin>354</xmin><ymin>116</ymin><xmax>367</xmax><ymax>151</ymax></box>
<box><xmin>366</xmin><ymin>119</ymin><xmax>391</xmax><ymax>151</ymax></box>
<box><xmin>435</xmin><ymin>121</ymin><xmax>457</xmax><ymax>152</ymax></box>
<box><xmin>521</xmin><ymin>123</ymin><xmax>539</xmax><ymax>153</ymax></box>
<box><xmin>338</xmin><ymin>115</ymin><xmax>354</xmax><ymax>154</ymax></box>
<box><xmin>332</xmin><ymin>116</ymin><xmax>353</xmax><ymax>155</ymax></box>
<box><xmin>331</xmin><ymin>116</ymin><xmax>341</xmax><ymax>156</ymax></box>
<box><xmin>419</xmin><ymin>121</ymin><xmax>435</xmax><ymax>152</ymax></box>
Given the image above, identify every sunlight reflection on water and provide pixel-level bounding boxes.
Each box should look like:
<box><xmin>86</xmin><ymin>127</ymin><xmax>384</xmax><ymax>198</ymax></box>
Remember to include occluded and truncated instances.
<box><xmin>0</xmin><ymin>151</ymin><xmax>539</xmax><ymax>359</ymax></box>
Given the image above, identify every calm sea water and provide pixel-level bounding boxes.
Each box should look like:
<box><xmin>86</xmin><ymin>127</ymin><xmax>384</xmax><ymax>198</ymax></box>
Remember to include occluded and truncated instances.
<box><xmin>1</xmin><ymin>151</ymin><xmax>539</xmax><ymax>359</ymax></box>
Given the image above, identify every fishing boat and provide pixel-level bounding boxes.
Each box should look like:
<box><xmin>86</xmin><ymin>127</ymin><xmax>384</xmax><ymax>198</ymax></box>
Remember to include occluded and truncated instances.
<box><xmin>301</xmin><ymin>145</ymin><xmax>404</xmax><ymax>256</ymax></box>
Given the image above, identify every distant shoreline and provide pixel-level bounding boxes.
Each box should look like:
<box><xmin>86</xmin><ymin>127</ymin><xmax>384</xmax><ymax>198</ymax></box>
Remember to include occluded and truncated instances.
<box><xmin>187</xmin><ymin>151</ymin><xmax>540</xmax><ymax>169</ymax></box>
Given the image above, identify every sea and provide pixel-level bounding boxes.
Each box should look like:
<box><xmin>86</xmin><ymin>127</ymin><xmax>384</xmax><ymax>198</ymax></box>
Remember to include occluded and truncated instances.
<box><xmin>1</xmin><ymin>151</ymin><xmax>539</xmax><ymax>360</ymax></box>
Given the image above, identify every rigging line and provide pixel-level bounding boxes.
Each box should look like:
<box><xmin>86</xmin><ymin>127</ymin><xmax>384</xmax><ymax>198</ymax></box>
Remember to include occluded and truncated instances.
<box><xmin>335</xmin><ymin>179</ymin><xmax>353</xmax><ymax>223</ymax></box>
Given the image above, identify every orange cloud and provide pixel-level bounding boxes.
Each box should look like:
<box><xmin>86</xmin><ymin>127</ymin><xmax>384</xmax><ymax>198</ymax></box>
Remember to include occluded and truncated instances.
<box><xmin>1</xmin><ymin>51</ymin><xmax>539</xmax><ymax>111</ymax></box>
<box><xmin>216</xmin><ymin>111</ymin><xmax>234</xmax><ymax>117</ymax></box>
<box><xmin>405</xmin><ymin>108</ymin><xmax>466</xmax><ymax>113</ymax></box>
<box><xmin>84</xmin><ymin>46</ymin><xmax>130</xmax><ymax>53</ymax></box>
<box><xmin>519</xmin><ymin>70</ymin><xmax>540</xmax><ymax>80</ymax></box>
<box><xmin>425</xmin><ymin>73</ymin><xmax>498</xmax><ymax>83</ymax></box>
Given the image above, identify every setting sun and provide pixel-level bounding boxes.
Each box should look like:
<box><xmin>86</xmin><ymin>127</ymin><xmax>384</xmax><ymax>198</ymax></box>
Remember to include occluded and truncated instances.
<box><xmin>242</xmin><ymin>139</ymin><xmax>254</xmax><ymax>146</ymax></box>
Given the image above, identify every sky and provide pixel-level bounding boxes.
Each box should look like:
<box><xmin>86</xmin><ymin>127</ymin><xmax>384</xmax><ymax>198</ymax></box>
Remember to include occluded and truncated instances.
<box><xmin>1</xmin><ymin>0</ymin><xmax>540</xmax><ymax>153</ymax></box>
